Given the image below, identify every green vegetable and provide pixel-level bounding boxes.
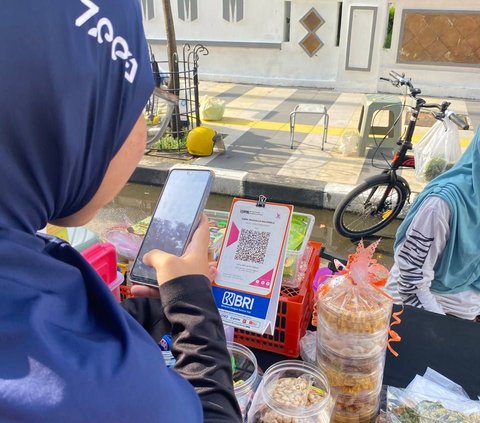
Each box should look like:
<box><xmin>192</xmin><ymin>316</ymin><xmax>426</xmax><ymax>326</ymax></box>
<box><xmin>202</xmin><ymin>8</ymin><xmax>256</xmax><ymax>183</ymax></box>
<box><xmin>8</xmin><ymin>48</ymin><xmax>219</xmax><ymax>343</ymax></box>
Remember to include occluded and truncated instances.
<box><xmin>423</xmin><ymin>157</ymin><xmax>454</xmax><ymax>181</ymax></box>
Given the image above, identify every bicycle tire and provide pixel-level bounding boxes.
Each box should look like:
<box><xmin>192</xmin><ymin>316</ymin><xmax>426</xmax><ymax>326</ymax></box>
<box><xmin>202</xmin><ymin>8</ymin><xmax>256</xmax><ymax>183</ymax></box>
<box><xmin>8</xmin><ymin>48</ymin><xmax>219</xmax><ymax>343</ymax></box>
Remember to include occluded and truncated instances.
<box><xmin>333</xmin><ymin>174</ymin><xmax>408</xmax><ymax>238</ymax></box>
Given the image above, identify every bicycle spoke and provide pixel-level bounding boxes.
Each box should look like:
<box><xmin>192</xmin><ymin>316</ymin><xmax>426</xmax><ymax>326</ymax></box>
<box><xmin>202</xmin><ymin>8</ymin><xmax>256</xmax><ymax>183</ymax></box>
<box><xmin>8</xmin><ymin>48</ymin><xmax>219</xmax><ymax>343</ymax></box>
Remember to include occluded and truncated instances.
<box><xmin>342</xmin><ymin>184</ymin><xmax>402</xmax><ymax>232</ymax></box>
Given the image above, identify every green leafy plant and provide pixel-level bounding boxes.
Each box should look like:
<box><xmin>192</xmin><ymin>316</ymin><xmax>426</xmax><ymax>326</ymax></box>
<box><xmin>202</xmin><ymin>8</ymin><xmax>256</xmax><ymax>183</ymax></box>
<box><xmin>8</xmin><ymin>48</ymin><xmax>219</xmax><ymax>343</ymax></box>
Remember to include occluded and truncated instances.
<box><xmin>150</xmin><ymin>132</ymin><xmax>187</xmax><ymax>151</ymax></box>
<box><xmin>383</xmin><ymin>5</ymin><xmax>395</xmax><ymax>49</ymax></box>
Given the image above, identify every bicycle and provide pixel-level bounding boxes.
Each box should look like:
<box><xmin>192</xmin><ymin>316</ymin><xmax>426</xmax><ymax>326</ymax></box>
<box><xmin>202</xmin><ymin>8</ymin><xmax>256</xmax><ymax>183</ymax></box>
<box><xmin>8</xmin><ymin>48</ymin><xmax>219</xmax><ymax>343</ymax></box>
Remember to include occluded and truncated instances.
<box><xmin>333</xmin><ymin>71</ymin><xmax>469</xmax><ymax>239</ymax></box>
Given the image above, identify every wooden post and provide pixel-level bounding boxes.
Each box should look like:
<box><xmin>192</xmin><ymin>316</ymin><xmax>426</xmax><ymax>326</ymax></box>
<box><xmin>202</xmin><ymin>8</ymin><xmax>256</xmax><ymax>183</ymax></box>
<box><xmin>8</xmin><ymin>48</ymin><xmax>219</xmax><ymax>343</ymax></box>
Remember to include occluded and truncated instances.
<box><xmin>162</xmin><ymin>0</ymin><xmax>181</xmax><ymax>138</ymax></box>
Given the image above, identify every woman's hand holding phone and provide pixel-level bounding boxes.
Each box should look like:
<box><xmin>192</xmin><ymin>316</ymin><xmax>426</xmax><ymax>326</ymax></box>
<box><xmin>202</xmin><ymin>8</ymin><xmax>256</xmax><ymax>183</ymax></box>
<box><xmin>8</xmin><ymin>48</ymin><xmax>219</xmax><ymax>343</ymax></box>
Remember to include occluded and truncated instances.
<box><xmin>130</xmin><ymin>215</ymin><xmax>214</xmax><ymax>297</ymax></box>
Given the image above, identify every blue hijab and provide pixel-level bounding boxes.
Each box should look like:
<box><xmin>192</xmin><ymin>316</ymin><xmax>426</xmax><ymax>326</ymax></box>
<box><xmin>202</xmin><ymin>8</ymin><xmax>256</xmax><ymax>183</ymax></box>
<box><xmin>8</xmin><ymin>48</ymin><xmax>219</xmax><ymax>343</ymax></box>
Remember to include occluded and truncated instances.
<box><xmin>0</xmin><ymin>1</ymin><xmax>202</xmax><ymax>421</ymax></box>
<box><xmin>395</xmin><ymin>128</ymin><xmax>480</xmax><ymax>294</ymax></box>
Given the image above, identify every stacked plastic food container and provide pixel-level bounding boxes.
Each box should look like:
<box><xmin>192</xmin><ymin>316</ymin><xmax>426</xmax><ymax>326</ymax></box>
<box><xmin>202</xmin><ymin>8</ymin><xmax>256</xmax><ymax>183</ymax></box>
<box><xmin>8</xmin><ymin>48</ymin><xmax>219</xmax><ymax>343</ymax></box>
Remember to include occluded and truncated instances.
<box><xmin>316</xmin><ymin>243</ymin><xmax>393</xmax><ymax>423</ymax></box>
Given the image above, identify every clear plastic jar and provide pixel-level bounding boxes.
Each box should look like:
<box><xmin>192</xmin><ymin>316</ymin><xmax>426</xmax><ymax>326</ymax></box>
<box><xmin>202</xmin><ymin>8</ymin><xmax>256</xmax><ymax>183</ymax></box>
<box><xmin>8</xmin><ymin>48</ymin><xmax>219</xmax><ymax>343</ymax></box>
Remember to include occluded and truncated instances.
<box><xmin>333</xmin><ymin>387</ymin><xmax>381</xmax><ymax>418</ymax></box>
<box><xmin>227</xmin><ymin>342</ymin><xmax>261</xmax><ymax>421</ymax></box>
<box><xmin>320</xmin><ymin>361</ymin><xmax>383</xmax><ymax>396</ymax></box>
<box><xmin>316</xmin><ymin>343</ymin><xmax>386</xmax><ymax>376</ymax></box>
<box><xmin>316</xmin><ymin>316</ymin><xmax>388</xmax><ymax>359</ymax></box>
<box><xmin>316</xmin><ymin>276</ymin><xmax>393</xmax><ymax>335</ymax></box>
<box><xmin>247</xmin><ymin>361</ymin><xmax>334</xmax><ymax>423</ymax></box>
<box><xmin>332</xmin><ymin>401</ymin><xmax>379</xmax><ymax>423</ymax></box>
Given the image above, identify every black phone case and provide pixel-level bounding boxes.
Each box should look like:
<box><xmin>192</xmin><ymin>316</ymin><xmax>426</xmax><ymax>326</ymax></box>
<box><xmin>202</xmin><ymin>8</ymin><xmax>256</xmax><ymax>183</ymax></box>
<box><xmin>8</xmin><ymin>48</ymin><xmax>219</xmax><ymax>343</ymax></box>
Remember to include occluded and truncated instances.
<box><xmin>129</xmin><ymin>169</ymin><xmax>214</xmax><ymax>287</ymax></box>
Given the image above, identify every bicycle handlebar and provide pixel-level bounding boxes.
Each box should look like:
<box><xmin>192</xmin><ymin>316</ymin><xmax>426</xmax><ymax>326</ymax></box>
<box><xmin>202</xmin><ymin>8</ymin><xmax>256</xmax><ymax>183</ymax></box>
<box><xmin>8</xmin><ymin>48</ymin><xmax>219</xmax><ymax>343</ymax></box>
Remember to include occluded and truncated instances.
<box><xmin>449</xmin><ymin>112</ymin><xmax>470</xmax><ymax>130</ymax></box>
<box><xmin>381</xmin><ymin>71</ymin><xmax>470</xmax><ymax>130</ymax></box>
<box><xmin>386</xmin><ymin>70</ymin><xmax>422</xmax><ymax>96</ymax></box>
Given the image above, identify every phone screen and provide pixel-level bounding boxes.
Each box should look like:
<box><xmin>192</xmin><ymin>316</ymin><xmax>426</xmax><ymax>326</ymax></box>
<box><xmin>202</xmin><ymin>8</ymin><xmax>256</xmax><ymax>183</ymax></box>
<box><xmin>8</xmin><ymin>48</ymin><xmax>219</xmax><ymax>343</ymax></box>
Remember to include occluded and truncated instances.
<box><xmin>130</xmin><ymin>169</ymin><xmax>213</xmax><ymax>285</ymax></box>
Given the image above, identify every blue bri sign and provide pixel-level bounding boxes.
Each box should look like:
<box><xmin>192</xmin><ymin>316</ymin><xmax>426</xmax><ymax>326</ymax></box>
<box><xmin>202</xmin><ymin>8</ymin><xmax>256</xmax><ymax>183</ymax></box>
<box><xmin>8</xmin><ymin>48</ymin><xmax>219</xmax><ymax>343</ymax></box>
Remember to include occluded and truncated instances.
<box><xmin>212</xmin><ymin>286</ymin><xmax>270</xmax><ymax>319</ymax></box>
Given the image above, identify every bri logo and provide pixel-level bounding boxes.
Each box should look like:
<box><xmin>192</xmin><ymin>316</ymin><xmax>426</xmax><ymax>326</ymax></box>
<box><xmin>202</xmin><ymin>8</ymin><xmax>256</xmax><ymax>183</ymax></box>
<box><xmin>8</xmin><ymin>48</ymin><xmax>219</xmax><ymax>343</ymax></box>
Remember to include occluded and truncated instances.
<box><xmin>222</xmin><ymin>292</ymin><xmax>255</xmax><ymax>310</ymax></box>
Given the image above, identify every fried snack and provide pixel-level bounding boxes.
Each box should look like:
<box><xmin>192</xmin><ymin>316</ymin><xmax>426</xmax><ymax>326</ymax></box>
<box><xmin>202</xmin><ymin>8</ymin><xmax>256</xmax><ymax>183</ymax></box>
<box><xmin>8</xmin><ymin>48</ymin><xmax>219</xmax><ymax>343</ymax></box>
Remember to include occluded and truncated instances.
<box><xmin>251</xmin><ymin>377</ymin><xmax>329</xmax><ymax>423</ymax></box>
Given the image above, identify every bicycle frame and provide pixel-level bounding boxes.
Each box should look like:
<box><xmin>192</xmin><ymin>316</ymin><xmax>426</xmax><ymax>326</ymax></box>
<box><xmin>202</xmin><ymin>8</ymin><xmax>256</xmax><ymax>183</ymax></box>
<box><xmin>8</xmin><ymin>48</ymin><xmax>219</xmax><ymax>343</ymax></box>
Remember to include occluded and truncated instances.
<box><xmin>334</xmin><ymin>70</ymin><xmax>469</xmax><ymax>239</ymax></box>
<box><xmin>367</xmin><ymin>93</ymin><xmax>452</xmax><ymax>211</ymax></box>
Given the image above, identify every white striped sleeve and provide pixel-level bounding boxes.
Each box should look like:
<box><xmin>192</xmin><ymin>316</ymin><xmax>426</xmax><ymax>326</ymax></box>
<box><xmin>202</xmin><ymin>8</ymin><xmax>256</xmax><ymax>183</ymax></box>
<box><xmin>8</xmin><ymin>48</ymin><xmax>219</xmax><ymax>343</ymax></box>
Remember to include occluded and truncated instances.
<box><xmin>394</xmin><ymin>197</ymin><xmax>450</xmax><ymax>314</ymax></box>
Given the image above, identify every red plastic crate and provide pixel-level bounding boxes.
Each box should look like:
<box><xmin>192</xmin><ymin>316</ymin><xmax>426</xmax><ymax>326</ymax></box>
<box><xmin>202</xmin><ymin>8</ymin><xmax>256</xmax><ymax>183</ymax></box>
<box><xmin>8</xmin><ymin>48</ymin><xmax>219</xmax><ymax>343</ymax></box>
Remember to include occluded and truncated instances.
<box><xmin>234</xmin><ymin>241</ymin><xmax>321</xmax><ymax>358</ymax></box>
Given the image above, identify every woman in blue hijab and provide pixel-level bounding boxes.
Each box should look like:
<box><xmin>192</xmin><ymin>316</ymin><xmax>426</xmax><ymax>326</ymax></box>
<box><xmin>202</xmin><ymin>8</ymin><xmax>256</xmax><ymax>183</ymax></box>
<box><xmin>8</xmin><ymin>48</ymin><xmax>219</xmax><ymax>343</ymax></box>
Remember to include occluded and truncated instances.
<box><xmin>387</xmin><ymin>128</ymin><xmax>480</xmax><ymax>321</ymax></box>
<box><xmin>0</xmin><ymin>1</ymin><xmax>241</xmax><ymax>421</ymax></box>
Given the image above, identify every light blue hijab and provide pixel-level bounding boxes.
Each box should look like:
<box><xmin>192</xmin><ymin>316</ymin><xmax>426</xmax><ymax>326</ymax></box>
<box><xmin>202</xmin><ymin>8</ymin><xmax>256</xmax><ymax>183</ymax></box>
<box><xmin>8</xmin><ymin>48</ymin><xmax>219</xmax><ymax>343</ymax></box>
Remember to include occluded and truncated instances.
<box><xmin>395</xmin><ymin>128</ymin><xmax>480</xmax><ymax>294</ymax></box>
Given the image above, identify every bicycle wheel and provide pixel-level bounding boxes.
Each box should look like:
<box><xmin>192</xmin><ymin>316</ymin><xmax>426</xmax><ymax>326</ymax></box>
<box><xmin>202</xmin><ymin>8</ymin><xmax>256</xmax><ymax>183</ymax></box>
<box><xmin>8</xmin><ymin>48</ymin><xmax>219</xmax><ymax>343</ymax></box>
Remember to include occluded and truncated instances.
<box><xmin>333</xmin><ymin>174</ymin><xmax>408</xmax><ymax>238</ymax></box>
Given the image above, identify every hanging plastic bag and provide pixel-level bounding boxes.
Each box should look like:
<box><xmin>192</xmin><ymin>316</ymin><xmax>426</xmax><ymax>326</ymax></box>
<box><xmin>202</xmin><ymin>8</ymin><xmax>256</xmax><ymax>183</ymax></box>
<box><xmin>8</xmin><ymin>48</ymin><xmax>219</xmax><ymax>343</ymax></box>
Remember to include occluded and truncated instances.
<box><xmin>200</xmin><ymin>95</ymin><xmax>225</xmax><ymax>121</ymax></box>
<box><xmin>414</xmin><ymin>114</ymin><xmax>462</xmax><ymax>182</ymax></box>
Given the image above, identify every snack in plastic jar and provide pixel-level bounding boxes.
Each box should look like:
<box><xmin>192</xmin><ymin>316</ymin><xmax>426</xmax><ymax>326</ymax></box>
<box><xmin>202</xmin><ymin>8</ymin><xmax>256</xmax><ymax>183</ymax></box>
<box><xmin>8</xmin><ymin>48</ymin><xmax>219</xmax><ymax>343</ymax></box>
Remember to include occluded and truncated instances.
<box><xmin>316</xmin><ymin>318</ymin><xmax>388</xmax><ymax>358</ymax></box>
<box><xmin>317</xmin><ymin>277</ymin><xmax>392</xmax><ymax>334</ymax></box>
<box><xmin>316</xmin><ymin>241</ymin><xmax>393</xmax><ymax>335</ymax></box>
<box><xmin>316</xmin><ymin>343</ymin><xmax>386</xmax><ymax>376</ymax></box>
<box><xmin>247</xmin><ymin>361</ymin><xmax>334</xmax><ymax>423</ymax></box>
<box><xmin>332</xmin><ymin>406</ymin><xmax>379</xmax><ymax>423</ymax></box>
<box><xmin>334</xmin><ymin>387</ymin><xmax>381</xmax><ymax>417</ymax></box>
<box><xmin>228</xmin><ymin>342</ymin><xmax>261</xmax><ymax>421</ymax></box>
<box><xmin>320</xmin><ymin>363</ymin><xmax>383</xmax><ymax>395</ymax></box>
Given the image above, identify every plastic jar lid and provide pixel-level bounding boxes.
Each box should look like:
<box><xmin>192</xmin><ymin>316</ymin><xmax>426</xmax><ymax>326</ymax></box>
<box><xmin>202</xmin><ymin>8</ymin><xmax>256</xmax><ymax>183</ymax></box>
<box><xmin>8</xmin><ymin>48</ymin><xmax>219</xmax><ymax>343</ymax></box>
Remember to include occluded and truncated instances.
<box><xmin>316</xmin><ymin>315</ymin><xmax>388</xmax><ymax>358</ymax></box>
<box><xmin>316</xmin><ymin>281</ymin><xmax>393</xmax><ymax>335</ymax></box>
<box><xmin>261</xmin><ymin>360</ymin><xmax>331</xmax><ymax>419</ymax></box>
<box><xmin>316</xmin><ymin>342</ymin><xmax>386</xmax><ymax>375</ymax></box>
<box><xmin>227</xmin><ymin>342</ymin><xmax>259</xmax><ymax>397</ymax></box>
<box><xmin>318</xmin><ymin>296</ymin><xmax>392</xmax><ymax>321</ymax></box>
<box><xmin>333</xmin><ymin>405</ymin><xmax>380</xmax><ymax>423</ymax></box>
<box><xmin>321</xmin><ymin>366</ymin><xmax>383</xmax><ymax>396</ymax></box>
<box><xmin>334</xmin><ymin>385</ymin><xmax>382</xmax><ymax>414</ymax></box>
<box><xmin>317</xmin><ymin>301</ymin><xmax>392</xmax><ymax>335</ymax></box>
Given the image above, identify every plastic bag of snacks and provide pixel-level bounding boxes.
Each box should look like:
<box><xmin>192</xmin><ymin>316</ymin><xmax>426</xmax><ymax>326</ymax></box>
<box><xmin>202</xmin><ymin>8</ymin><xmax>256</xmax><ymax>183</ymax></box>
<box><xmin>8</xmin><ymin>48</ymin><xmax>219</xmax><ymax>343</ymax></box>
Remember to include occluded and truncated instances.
<box><xmin>386</xmin><ymin>386</ymin><xmax>480</xmax><ymax>422</ymax></box>
<box><xmin>316</xmin><ymin>240</ymin><xmax>392</xmax><ymax>335</ymax></box>
<box><xmin>247</xmin><ymin>361</ymin><xmax>335</xmax><ymax>423</ymax></box>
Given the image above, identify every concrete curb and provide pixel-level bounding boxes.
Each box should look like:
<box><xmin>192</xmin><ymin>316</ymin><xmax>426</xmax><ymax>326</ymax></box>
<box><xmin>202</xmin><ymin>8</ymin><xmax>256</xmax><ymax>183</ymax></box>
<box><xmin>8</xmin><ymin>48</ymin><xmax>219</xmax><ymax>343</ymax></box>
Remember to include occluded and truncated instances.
<box><xmin>131</xmin><ymin>160</ymin><xmax>358</xmax><ymax>211</ymax></box>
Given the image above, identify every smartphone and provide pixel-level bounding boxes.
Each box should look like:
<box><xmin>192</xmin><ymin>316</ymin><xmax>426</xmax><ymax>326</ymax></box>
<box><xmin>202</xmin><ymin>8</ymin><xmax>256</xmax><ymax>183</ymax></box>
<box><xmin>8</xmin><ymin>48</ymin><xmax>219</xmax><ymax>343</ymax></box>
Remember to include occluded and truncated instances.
<box><xmin>130</xmin><ymin>168</ymin><xmax>214</xmax><ymax>287</ymax></box>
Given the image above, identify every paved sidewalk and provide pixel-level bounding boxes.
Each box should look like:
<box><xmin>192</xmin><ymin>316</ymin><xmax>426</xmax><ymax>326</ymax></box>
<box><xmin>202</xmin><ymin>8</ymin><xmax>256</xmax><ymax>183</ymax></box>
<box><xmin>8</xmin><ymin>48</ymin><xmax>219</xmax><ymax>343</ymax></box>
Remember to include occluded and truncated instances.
<box><xmin>132</xmin><ymin>81</ymin><xmax>478</xmax><ymax>209</ymax></box>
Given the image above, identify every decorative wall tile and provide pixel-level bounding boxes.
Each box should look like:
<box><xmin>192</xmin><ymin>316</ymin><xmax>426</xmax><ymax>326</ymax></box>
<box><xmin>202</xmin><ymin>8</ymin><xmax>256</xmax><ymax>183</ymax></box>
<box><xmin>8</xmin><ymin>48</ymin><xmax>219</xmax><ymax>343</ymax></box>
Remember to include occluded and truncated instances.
<box><xmin>299</xmin><ymin>8</ymin><xmax>325</xmax><ymax>57</ymax></box>
<box><xmin>399</xmin><ymin>11</ymin><xmax>480</xmax><ymax>65</ymax></box>
<box><xmin>300</xmin><ymin>8</ymin><xmax>325</xmax><ymax>32</ymax></box>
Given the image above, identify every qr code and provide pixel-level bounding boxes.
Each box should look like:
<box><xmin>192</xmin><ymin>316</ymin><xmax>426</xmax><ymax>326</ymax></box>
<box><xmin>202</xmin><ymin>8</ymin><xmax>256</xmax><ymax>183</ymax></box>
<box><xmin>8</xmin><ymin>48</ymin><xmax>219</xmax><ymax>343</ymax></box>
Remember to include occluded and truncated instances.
<box><xmin>234</xmin><ymin>229</ymin><xmax>270</xmax><ymax>264</ymax></box>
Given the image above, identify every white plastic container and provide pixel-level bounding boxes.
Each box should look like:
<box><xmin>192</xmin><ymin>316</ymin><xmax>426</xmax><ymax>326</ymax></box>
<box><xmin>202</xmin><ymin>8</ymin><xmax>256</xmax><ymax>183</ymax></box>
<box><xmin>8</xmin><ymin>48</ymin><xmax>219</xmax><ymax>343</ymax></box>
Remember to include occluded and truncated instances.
<box><xmin>224</xmin><ymin>324</ymin><xmax>235</xmax><ymax>343</ymax></box>
<box><xmin>227</xmin><ymin>342</ymin><xmax>261</xmax><ymax>421</ymax></box>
